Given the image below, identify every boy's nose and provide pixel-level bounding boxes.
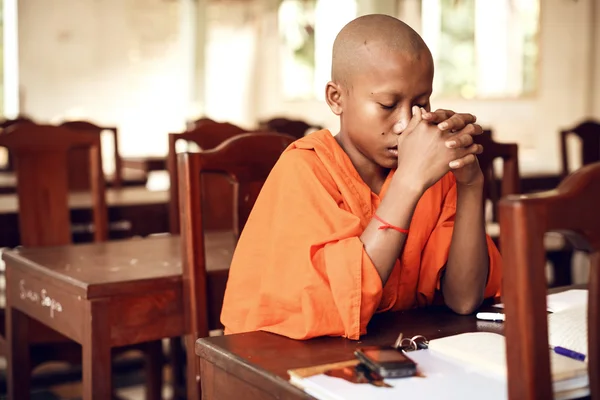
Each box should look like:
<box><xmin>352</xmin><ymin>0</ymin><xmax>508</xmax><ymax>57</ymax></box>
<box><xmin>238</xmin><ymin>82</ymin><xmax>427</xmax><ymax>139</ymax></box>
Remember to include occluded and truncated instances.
<box><xmin>392</xmin><ymin>107</ymin><xmax>417</xmax><ymax>134</ymax></box>
<box><xmin>392</xmin><ymin>120</ymin><xmax>406</xmax><ymax>134</ymax></box>
<box><xmin>392</xmin><ymin>116</ymin><xmax>410</xmax><ymax>134</ymax></box>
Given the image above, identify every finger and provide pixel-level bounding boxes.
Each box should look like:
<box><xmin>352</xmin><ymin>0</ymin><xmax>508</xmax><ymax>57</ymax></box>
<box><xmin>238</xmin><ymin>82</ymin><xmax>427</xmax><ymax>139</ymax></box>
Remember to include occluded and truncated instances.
<box><xmin>445</xmin><ymin>133</ymin><xmax>474</xmax><ymax>149</ymax></box>
<box><xmin>438</xmin><ymin>113</ymin><xmax>477</xmax><ymax>131</ymax></box>
<box><xmin>422</xmin><ymin>108</ymin><xmax>454</xmax><ymax>122</ymax></box>
<box><xmin>449</xmin><ymin>154</ymin><xmax>477</xmax><ymax>169</ymax></box>
<box><xmin>445</xmin><ymin>124</ymin><xmax>483</xmax><ymax>148</ymax></box>
<box><xmin>395</xmin><ymin>105</ymin><xmax>422</xmax><ymax>134</ymax></box>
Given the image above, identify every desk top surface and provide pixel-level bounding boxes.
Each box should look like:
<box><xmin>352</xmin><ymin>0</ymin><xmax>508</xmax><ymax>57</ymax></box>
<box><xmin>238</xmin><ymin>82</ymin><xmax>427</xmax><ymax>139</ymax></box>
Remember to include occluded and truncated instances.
<box><xmin>0</xmin><ymin>169</ymin><xmax>148</xmax><ymax>188</ymax></box>
<box><xmin>195</xmin><ymin>285</ymin><xmax>583</xmax><ymax>398</ymax></box>
<box><xmin>2</xmin><ymin>231</ymin><xmax>235</xmax><ymax>299</ymax></box>
<box><xmin>0</xmin><ymin>186</ymin><xmax>169</xmax><ymax>214</ymax></box>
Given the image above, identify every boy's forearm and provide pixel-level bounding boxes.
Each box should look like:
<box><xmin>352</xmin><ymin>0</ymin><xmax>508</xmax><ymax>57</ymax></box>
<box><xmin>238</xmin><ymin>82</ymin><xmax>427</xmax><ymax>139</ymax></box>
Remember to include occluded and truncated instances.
<box><xmin>360</xmin><ymin>176</ymin><xmax>424</xmax><ymax>285</ymax></box>
<box><xmin>442</xmin><ymin>182</ymin><xmax>489</xmax><ymax>314</ymax></box>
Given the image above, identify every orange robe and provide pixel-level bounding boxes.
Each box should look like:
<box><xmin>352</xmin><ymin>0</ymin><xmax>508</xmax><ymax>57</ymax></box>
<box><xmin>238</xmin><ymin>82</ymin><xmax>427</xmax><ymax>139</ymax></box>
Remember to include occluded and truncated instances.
<box><xmin>221</xmin><ymin>130</ymin><xmax>502</xmax><ymax>340</ymax></box>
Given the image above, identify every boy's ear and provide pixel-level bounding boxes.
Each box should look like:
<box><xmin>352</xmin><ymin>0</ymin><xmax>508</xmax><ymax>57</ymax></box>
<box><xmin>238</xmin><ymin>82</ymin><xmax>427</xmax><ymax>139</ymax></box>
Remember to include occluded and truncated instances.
<box><xmin>325</xmin><ymin>81</ymin><xmax>343</xmax><ymax>115</ymax></box>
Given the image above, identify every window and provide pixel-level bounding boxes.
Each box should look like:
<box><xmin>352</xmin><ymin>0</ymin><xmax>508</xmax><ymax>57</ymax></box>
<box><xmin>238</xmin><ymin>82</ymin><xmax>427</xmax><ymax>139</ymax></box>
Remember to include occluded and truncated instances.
<box><xmin>278</xmin><ymin>0</ymin><xmax>356</xmax><ymax>100</ymax></box>
<box><xmin>278</xmin><ymin>0</ymin><xmax>316</xmax><ymax>100</ymax></box>
<box><xmin>421</xmin><ymin>0</ymin><xmax>540</xmax><ymax>99</ymax></box>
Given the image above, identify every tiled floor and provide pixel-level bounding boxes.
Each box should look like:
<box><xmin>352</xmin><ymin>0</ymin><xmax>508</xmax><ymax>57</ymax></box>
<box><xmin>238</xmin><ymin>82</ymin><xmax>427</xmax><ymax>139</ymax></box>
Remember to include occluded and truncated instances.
<box><xmin>31</xmin><ymin>372</ymin><xmax>173</xmax><ymax>400</ymax></box>
<box><xmin>0</xmin><ymin>356</ymin><xmax>174</xmax><ymax>400</ymax></box>
<box><xmin>32</xmin><ymin>379</ymin><xmax>173</xmax><ymax>400</ymax></box>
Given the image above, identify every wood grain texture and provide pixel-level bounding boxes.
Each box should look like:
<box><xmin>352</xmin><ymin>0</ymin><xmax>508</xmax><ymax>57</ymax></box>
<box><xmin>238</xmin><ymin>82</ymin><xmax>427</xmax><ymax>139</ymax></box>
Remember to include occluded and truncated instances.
<box><xmin>178</xmin><ymin>132</ymin><xmax>295</xmax><ymax>398</ymax></box>
<box><xmin>500</xmin><ymin>162</ymin><xmax>600</xmax><ymax>400</ymax></box>
<box><xmin>3</xmin><ymin>232</ymin><xmax>234</xmax><ymax>399</ymax></box>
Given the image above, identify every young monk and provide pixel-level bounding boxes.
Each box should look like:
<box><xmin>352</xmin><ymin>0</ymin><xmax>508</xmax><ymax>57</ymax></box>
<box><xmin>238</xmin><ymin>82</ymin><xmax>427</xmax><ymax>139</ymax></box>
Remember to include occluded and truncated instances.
<box><xmin>221</xmin><ymin>14</ymin><xmax>502</xmax><ymax>340</ymax></box>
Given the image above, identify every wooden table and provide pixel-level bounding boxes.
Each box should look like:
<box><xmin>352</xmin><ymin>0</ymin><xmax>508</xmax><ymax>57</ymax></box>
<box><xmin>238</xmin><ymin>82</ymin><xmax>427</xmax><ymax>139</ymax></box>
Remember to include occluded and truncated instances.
<box><xmin>0</xmin><ymin>169</ymin><xmax>149</xmax><ymax>195</ymax></box>
<box><xmin>3</xmin><ymin>231</ymin><xmax>235</xmax><ymax>399</ymax></box>
<box><xmin>121</xmin><ymin>156</ymin><xmax>167</xmax><ymax>174</ymax></box>
<box><xmin>0</xmin><ymin>187</ymin><xmax>170</xmax><ymax>248</ymax></box>
<box><xmin>195</xmin><ymin>286</ymin><xmax>582</xmax><ymax>400</ymax></box>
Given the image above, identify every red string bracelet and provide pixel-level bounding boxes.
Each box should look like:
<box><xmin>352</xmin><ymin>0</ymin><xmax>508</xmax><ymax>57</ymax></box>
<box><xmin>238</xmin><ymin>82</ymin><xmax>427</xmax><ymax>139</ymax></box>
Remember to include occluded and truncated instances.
<box><xmin>373</xmin><ymin>214</ymin><xmax>409</xmax><ymax>234</ymax></box>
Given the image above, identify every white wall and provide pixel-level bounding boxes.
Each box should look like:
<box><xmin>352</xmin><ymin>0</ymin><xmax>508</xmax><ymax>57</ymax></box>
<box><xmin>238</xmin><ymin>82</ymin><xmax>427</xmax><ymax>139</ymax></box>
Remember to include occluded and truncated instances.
<box><xmin>18</xmin><ymin>0</ymin><xmax>192</xmax><ymax>158</ymax></box>
<box><xmin>14</xmin><ymin>0</ymin><xmax>600</xmax><ymax>174</ymax></box>
<box><xmin>241</xmin><ymin>0</ymin><xmax>599</xmax><ymax>175</ymax></box>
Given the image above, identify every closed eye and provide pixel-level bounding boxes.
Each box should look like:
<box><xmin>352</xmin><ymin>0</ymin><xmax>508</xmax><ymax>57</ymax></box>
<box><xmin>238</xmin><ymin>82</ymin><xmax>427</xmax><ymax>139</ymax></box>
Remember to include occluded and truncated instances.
<box><xmin>378</xmin><ymin>103</ymin><xmax>396</xmax><ymax>110</ymax></box>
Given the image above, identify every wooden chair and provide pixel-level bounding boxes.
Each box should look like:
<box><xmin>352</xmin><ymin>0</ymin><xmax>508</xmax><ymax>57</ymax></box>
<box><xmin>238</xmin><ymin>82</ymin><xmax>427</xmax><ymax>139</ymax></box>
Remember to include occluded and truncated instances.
<box><xmin>476</xmin><ymin>130</ymin><xmax>574</xmax><ymax>286</ymax></box>
<box><xmin>259</xmin><ymin>117</ymin><xmax>322</xmax><ymax>139</ymax></box>
<box><xmin>499</xmin><ymin>161</ymin><xmax>600</xmax><ymax>400</ymax></box>
<box><xmin>475</xmin><ymin>129</ymin><xmax>520</xmax><ymax>223</ymax></box>
<box><xmin>0</xmin><ymin>124</ymin><xmax>162</xmax><ymax>399</ymax></box>
<box><xmin>560</xmin><ymin>120</ymin><xmax>600</xmax><ymax>179</ymax></box>
<box><xmin>186</xmin><ymin>117</ymin><xmax>216</xmax><ymax>130</ymax></box>
<box><xmin>167</xmin><ymin>121</ymin><xmax>248</xmax><ymax>398</ymax></box>
<box><xmin>167</xmin><ymin>121</ymin><xmax>247</xmax><ymax>234</ymax></box>
<box><xmin>0</xmin><ymin>115</ymin><xmax>35</xmax><ymax>171</ymax></box>
<box><xmin>178</xmin><ymin>132</ymin><xmax>295</xmax><ymax>399</ymax></box>
<box><xmin>60</xmin><ymin>120</ymin><xmax>123</xmax><ymax>190</ymax></box>
<box><xmin>0</xmin><ymin>123</ymin><xmax>108</xmax><ymax>246</ymax></box>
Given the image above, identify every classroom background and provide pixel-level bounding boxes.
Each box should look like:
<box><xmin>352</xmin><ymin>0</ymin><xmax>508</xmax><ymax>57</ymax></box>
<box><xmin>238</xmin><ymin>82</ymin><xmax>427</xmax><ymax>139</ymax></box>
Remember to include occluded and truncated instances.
<box><xmin>0</xmin><ymin>0</ymin><xmax>598</xmax><ymax>399</ymax></box>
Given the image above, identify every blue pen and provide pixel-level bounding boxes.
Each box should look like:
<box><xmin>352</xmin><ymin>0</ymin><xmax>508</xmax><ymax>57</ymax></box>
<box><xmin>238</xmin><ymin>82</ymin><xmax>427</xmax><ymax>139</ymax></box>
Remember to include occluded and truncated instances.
<box><xmin>550</xmin><ymin>346</ymin><xmax>586</xmax><ymax>362</ymax></box>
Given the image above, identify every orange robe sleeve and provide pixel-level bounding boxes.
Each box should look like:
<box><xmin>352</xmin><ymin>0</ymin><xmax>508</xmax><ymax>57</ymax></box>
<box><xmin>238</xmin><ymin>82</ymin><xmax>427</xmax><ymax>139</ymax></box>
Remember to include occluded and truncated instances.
<box><xmin>221</xmin><ymin>149</ymin><xmax>383</xmax><ymax>340</ymax></box>
<box><xmin>416</xmin><ymin>176</ymin><xmax>503</xmax><ymax>304</ymax></box>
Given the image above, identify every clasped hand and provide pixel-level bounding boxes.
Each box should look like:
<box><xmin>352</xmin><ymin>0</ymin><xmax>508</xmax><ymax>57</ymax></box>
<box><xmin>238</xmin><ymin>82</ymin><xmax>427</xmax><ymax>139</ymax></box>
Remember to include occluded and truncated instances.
<box><xmin>395</xmin><ymin>106</ymin><xmax>485</xmax><ymax>191</ymax></box>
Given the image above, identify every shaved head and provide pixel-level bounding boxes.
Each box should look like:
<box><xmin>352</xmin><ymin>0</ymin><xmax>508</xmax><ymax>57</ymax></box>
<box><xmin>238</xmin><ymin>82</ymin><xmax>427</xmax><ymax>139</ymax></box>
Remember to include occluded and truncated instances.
<box><xmin>331</xmin><ymin>14</ymin><xmax>432</xmax><ymax>87</ymax></box>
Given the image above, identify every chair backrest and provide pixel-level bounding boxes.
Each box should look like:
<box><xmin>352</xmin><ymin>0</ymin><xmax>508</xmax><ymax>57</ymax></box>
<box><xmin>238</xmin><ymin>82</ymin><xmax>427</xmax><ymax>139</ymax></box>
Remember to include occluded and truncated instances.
<box><xmin>177</xmin><ymin>132</ymin><xmax>294</xmax><ymax>398</ymax></box>
<box><xmin>167</xmin><ymin>121</ymin><xmax>247</xmax><ymax>234</ymax></box>
<box><xmin>560</xmin><ymin>120</ymin><xmax>600</xmax><ymax>178</ymax></box>
<box><xmin>0</xmin><ymin>123</ymin><xmax>108</xmax><ymax>246</ymax></box>
<box><xmin>499</xmin><ymin>162</ymin><xmax>600</xmax><ymax>400</ymax></box>
<box><xmin>0</xmin><ymin>116</ymin><xmax>35</xmax><ymax>171</ymax></box>
<box><xmin>186</xmin><ymin>117</ymin><xmax>216</xmax><ymax>131</ymax></box>
<box><xmin>60</xmin><ymin>120</ymin><xmax>122</xmax><ymax>190</ymax></box>
<box><xmin>259</xmin><ymin>117</ymin><xmax>322</xmax><ymax>139</ymax></box>
<box><xmin>475</xmin><ymin>130</ymin><xmax>521</xmax><ymax>221</ymax></box>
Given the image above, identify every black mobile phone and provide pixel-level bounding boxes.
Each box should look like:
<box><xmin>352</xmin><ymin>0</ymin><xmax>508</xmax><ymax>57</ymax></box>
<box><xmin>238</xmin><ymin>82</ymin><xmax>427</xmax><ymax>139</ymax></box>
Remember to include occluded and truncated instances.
<box><xmin>354</xmin><ymin>346</ymin><xmax>417</xmax><ymax>379</ymax></box>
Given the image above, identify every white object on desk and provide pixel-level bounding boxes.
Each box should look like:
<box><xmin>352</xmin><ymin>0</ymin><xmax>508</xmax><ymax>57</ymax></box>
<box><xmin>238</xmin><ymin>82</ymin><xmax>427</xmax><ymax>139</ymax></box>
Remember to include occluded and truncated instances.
<box><xmin>291</xmin><ymin>350</ymin><xmax>507</xmax><ymax>400</ymax></box>
<box><xmin>493</xmin><ymin>289</ymin><xmax>588</xmax><ymax>313</ymax></box>
<box><xmin>290</xmin><ymin>332</ymin><xmax>589</xmax><ymax>400</ymax></box>
<box><xmin>476</xmin><ymin>312</ymin><xmax>505</xmax><ymax>322</ymax></box>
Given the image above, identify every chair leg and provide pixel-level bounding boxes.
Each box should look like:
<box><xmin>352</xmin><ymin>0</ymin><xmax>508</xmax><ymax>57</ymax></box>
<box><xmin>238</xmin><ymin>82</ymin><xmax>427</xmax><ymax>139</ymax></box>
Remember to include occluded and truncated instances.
<box><xmin>169</xmin><ymin>336</ymin><xmax>187</xmax><ymax>400</ymax></box>
<box><xmin>185</xmin><ymin>334</ymin><xmax>201</xmax><ymax>400</ymax></box>
<box><xmin>144</xmin><ymin>340</ymin><xmax>164</xmax><ymax>400</ymax></box>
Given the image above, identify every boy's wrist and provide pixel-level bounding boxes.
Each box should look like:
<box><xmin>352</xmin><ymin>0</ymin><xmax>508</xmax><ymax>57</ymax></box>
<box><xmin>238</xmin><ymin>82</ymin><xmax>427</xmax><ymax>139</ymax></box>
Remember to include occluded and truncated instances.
<box><xmin>456</xmin><ymin>177</ymin><xmax>484</xmax><ymax>191</ymax></box>
<box><xmin>389</xmin><ymin>174</ymin><xmax>426</xmax><ymax>200</ymax></box>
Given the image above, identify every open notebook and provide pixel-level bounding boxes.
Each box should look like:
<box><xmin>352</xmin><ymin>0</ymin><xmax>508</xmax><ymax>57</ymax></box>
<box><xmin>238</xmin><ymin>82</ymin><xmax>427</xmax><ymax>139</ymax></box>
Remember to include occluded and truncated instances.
<box><xmin>548</xmin><ymin>304</ymin><xmax>588</xmax><ymax>356</ymax></box>
<box><xmin>429</xmin><ymin>332</ymin><xmax>588</xmax><ymax>396</ymax></box>
<box><xmin>493</xmin><ymin>289</ymin><xmax>587</xmax><ymax>313</ymax></box>
<box><xmin>289</xmin><ymin>308</ymin><xmax>589</xmax><ymax>400</ymax></box>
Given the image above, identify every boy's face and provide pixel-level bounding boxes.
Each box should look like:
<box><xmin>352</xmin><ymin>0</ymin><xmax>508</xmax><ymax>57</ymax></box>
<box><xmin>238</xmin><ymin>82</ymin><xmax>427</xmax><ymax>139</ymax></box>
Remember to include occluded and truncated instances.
<box><xmin>329</xmin><ymin>44</ymin><xmax>434</xmax><ymax>170</ymax></box>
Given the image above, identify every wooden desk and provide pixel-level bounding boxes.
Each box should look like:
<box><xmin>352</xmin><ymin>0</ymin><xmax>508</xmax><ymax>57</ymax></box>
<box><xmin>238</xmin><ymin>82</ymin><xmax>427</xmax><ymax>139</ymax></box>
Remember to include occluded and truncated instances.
<box><xmin>121</xmin><ymin>156</ymin><xmax>167</xmax><ymax>174</ymax></box>
<box><xmin>0</xmin><ymin>169</ymin><xmax>148</xmax><ymax>195</ymax></box>
<box><xmin>0</xmin><ymin>187</ymin><xmax>170</xmax><ymax>248</ymax></box>
<box><xmin>4</xmin><ymin>232</ymin><xmax>234</xmax><ymax>399</ymax></box>
<box><xmin>195</xmin><ymin>286</ymin><xmax>582</xmax><ymax>400</ymax></box>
